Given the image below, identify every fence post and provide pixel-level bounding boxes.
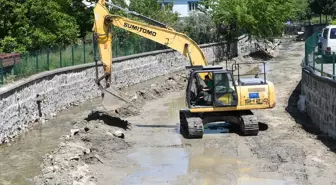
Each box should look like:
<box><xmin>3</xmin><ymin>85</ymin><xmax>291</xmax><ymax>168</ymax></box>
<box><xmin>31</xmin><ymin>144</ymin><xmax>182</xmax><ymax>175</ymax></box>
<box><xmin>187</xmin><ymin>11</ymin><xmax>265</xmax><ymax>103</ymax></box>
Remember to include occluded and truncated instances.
<box><xmin>305</xmin><ymin>43</ymin><xmax>308</xmax><ymax>65</ymax></box>
<box><xmin>47</xmin><ymin>48</ymin><xmax>50</xmax><ymax>70</ymax></box>
<box><xmin>321</xmin><ymin>53</ymin><xmax>324</xmax><ymax>76</ymax></box>
<box><xmin>72</xmin><ymin>45</ymin><xmax>75</xmax><ymax>66</ymax></box>
<box><xmin>116</xmin><ymin>39</ymin><xmax>118</xmax><ymax>57</ymax></box>
<box><xmin>83</xmin><ymin>41</ymin><xmax>86</xmax><ymax>64</ymax></box>
<box><xmin>312</xmin><ymin>46</ymin><xmax>315</xmax><ymax>72</ymax></box>
<box><xmin>60</xmin><ymin>47</ymin><xmax>62</xmax><ymax>67</ymax></box>
<box><xmin>333</xmin><ymin>52</ymin><xmax>335</xmax><ymax>80</ymax></box>
<box><xmin>36</xmin><ymin>51</ymin><xmax>39</xmax><ymax>73</ymax></box>
<box><xmin>13</xmin><ymin>55</ymin><xmax>17</xmax><ymax>75</ymax></box>
<box><xmin>0</xmin><ymin>59</ymin><xmax>3</xmax><ymax>85</ymax></box>
<box><xmin>25</xmin><ymin>54</ymin><xmax>28</xmax><ymax>74</ymax></box>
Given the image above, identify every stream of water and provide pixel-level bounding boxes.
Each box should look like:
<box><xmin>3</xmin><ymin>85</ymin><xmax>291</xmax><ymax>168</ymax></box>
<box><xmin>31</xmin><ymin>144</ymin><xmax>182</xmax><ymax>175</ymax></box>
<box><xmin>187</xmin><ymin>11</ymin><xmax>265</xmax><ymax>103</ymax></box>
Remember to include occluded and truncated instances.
<box><xmin>0</xmin><ymin>99</ymin><xmax>101</xmax><ymax>185</ymax></box>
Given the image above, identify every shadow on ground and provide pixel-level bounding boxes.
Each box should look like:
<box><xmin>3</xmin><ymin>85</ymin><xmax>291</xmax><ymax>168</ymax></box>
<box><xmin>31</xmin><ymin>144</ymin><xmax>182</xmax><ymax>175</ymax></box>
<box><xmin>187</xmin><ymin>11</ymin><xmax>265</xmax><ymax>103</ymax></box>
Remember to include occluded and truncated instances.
<box><xmin>285</xmin><ymin>80</ymin><xmax>336</xmax><ymax>153</ymax></box>
<box><xmin>249</xmin><ymin>50</ymin><xmax>274</xmax><ymax>60</ymax></box>
<box><xmin>179</xmin><ymin>121</ymin><xmax>268</xmax><ymax>139</ymax></box>
<box><xmin>84</xmin><ymin>111</ymin><xmax>132</xmax><ymax>130</ymax></box>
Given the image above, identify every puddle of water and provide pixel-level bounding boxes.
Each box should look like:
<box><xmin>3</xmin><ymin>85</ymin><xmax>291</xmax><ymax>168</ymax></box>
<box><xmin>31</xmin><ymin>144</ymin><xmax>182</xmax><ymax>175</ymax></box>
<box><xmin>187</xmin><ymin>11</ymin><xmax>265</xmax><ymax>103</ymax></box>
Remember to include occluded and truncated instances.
<box><xmin>0</xmin><ymin>99</ymin><xmax>101</xmax><ymax>185</ymax></box>
<box><xmin>124</xmin><ymin>147</ymin><xmax>189</xmax><ymax>185</ymax></box>
<box><xmin>124</xmin><ymin>144</ymin><xmax>292</xmax><ymax>185</ymax></box>
<box><xmin>203</xmin><ymin>122</ymin><xmax>231</xmax><ymax>134</ymax></box>
<box><xmin>0</xmin><ymin>122</ymin><xmax>74</xmax><ymax>185</ymax></box>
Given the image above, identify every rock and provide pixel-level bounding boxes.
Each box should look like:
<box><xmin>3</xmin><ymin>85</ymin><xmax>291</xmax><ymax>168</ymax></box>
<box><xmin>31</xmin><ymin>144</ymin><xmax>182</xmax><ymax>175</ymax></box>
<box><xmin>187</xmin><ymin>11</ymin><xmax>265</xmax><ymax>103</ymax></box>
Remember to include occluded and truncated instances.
<box><xmin>53</xmin><ymin>165</ymin><xmax>59</xmax><ymax>172</ymax></box>
<box><xmin>73</xmin><ymin>181</ymin><xmax>85</xmax><ymax>185</ymax></box>
<box><xmin>106</xmin><ymin>132</ymin><xmax>114</xmax><ymax>137</ymax></box>
<box><xmin>42</xmin><ymin>166</ymin><xmax>54</xmax><ymax>174</ymax></box>
<box><xmin>71</xmin><ymin>129</ymin><xmax>80</xmax><ymax>136</ymax></box>
<box><xmin>151</xmin><ymin>84</ymin><xmax>157</xmax><ymax>88</ymax></box>
<box><xmin>113</xmin><ymin>130</ymin><xmax>125</xmax><ymax>139</ymax></box>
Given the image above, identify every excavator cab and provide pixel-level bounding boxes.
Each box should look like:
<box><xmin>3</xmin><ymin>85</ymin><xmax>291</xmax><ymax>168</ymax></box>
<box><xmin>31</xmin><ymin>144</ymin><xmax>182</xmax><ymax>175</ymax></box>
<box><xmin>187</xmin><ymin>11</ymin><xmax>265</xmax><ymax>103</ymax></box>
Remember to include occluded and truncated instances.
<box><xmin>186</xmin><ymin>66</ymin><xmax>238</xmax><ymax>108</ymax></box>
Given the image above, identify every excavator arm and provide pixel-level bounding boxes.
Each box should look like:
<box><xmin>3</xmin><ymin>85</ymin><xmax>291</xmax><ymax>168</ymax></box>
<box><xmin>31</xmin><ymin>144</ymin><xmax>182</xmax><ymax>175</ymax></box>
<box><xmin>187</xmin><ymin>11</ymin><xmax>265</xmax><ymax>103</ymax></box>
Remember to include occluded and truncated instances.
<box><xmin>92</xmin><ymin>0</ymin><xmax>208</xmax><ymax>88</ymax></box>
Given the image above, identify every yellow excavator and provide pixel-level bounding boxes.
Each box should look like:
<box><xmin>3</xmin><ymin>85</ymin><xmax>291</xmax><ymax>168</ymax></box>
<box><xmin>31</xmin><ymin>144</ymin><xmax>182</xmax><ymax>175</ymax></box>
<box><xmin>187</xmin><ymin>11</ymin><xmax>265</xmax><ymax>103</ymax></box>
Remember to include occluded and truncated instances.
<box><xmin>92</xmin><ymin>0</ymin><xmax>276</xmax><ymax>138</ymax></box>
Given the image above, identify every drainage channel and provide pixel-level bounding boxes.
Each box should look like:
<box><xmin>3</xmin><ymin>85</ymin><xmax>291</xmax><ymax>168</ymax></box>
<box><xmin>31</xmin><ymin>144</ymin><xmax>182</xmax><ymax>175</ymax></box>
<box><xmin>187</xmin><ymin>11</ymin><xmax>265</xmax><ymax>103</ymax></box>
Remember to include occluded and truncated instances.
<box><xmin>0</xmin><ymin>99</ymin><xmax>101</xmax><ymax>185</ymax></box>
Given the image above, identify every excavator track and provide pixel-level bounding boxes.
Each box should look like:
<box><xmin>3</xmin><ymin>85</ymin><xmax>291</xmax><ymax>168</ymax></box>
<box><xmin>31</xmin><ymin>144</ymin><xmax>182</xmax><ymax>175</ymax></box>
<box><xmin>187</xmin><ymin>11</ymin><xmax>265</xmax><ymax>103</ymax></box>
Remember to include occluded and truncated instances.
<box><xmin>240</xmin><ymin>115</ymin><xmax>259</xmax><ymax>136</ymax></box>
<box><xmin>179</xmin><ymin>110</ymin><xmax>204</xmax><ymax>138</ymax></box>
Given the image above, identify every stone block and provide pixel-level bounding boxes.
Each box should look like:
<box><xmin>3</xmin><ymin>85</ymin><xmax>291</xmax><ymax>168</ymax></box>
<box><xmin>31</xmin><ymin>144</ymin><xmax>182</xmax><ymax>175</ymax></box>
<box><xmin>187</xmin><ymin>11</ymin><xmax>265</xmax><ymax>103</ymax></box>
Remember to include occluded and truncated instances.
<box><xmin>301</xmin><ymin>70</ymin><xmax>336</xmax><ymax>139</ymax></box>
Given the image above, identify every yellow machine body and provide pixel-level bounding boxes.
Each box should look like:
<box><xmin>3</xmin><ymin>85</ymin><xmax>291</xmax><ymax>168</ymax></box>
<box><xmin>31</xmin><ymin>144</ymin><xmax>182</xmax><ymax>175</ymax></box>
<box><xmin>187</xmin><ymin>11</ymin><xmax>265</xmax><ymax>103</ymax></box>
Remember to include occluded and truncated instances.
<box><xmin>92</xmin><ymin>0</ymin><xmax>113</xmax><ymax>74</ymax></box>
<box><xmin>189</xmin><ymin>82</ymin><xmax>276</xmax><ymax>113</ymax></box>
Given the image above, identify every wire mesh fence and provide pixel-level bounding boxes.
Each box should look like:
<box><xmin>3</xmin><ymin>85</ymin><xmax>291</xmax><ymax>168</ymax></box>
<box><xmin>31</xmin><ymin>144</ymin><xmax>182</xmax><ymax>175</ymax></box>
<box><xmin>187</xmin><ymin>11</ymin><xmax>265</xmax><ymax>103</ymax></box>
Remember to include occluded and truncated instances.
<box><xmin>0</xmin><ymin>36</ymin><xmax>169</xmax><ymax>86</ymax></box>
<box><xmin>304</xmin><ymin>31</ymin><xmax>336</xmax><ymax>80</ymax></box>
<box><xmin>0</xmin><ymin>28</ymin><xmax>243</xmax><ymax>87</ymax></box>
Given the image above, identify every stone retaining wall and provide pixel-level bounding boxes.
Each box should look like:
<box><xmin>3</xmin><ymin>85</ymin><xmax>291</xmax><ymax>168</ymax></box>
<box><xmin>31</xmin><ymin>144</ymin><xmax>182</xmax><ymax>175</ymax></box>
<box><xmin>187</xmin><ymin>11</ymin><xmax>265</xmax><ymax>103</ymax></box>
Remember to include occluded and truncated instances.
<box><xmin>0</xmin><ymin>35</ymin><xmax>255</xmax><ymax>144</ymax></box>
<box><xmin>301</xmin><ymin>67</ymin><xmax>336</xmax><ymax>139</ymax></box>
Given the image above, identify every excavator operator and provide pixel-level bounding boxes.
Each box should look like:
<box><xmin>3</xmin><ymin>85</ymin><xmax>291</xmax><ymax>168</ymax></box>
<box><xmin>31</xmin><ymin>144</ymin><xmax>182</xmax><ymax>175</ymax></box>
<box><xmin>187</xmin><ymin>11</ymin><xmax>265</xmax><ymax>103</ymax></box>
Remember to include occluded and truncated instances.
<box><xmin>203</xmin><ymin>75</ymin><xmax>213</xmax><ymax>92</ymax></box>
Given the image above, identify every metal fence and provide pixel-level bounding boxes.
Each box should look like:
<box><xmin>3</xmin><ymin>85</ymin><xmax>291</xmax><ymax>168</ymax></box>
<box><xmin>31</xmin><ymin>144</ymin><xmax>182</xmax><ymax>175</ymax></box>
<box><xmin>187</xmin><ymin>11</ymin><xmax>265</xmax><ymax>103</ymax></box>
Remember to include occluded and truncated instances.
<box><xmin>0</xmin><ymin>37</ymin><xmax>168</xmax><ymax>86</ymax></box>
<box><xmin>304</xmin><ymin>31</ymin><xmax>336</xmax><ymax>79</ymax></box>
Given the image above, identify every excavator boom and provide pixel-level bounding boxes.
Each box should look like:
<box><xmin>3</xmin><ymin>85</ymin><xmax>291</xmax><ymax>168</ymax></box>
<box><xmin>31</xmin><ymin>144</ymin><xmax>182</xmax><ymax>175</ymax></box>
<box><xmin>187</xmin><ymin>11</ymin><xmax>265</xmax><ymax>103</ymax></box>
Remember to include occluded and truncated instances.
<box><xmin>92</xmin><ymin>0</ymin><xmax>208</xmax><ymax>80</ymax></box>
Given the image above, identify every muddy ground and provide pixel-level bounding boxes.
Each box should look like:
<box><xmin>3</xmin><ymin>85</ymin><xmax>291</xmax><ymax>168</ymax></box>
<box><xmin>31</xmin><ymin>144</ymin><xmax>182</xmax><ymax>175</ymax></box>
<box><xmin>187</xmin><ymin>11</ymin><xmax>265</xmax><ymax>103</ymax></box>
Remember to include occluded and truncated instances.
<box><xmin>33</xmin><ymin>39</ymin><xmax>336</xmax><ymax>185</ymax></box>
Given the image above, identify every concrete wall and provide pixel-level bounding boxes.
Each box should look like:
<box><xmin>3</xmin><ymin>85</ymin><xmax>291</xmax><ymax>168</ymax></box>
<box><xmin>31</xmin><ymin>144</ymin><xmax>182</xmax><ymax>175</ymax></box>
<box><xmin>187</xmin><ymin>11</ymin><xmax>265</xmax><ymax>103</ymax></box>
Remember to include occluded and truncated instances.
<box><xmin>301</xmin><ymin>67</ymin><xmax>336</xmax><ymax>139</ymax></box>
<box><xmin>0</xmin><ymin>36</ymin><xmax>257</xmax><ymax>144</ymax></box>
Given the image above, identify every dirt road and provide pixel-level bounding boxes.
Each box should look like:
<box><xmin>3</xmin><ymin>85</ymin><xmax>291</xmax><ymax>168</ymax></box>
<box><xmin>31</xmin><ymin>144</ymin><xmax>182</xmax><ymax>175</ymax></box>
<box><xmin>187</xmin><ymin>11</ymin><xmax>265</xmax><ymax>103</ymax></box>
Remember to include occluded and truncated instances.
<box><xmin>34</xmin><ymin>39</ymin><xmax>336</xmax><ymax>185</ymax></box>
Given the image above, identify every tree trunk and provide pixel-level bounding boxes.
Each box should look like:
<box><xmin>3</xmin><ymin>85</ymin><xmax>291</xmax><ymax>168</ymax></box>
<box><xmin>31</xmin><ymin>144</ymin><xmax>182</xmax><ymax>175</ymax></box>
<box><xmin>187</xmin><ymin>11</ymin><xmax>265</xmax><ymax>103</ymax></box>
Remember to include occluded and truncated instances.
<box><xmin>320</xmin><ymin>14</ymin><xmax>322</xmax><ymax>24</ymax></box>
<box><xmin>326</xmin><ymin>15</ymin><xmax>328</xmax><ymax>24</ymax></box>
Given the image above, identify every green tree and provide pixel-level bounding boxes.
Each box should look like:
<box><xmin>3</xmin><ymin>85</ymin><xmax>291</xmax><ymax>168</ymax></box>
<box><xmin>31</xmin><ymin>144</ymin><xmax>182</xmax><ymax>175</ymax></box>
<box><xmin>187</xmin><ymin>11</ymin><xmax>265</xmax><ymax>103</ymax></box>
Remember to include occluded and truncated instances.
<box><xmin>56</xmin><ymin>0</ymin><xmax>95</xmax><ymax>39</ymax></box>
<box><xmin>292</xmin><ymin>0</ymin><xmax>311</xmax><ymax>21</ymax></box>
<box><xmin>128</xmin><ymin>0</ymin><xmax>179</xmax><ymax>26</ymax></box>
<box><xmin>0</xmin><ymin>0</ymin><xmax>79</xmax><ymax>52</ymax></box>
<box><xmin>200</xmin><ymin>0</ymin><xmax>299</xmax><ymax>40</ymax></box>
<box><xmin>309</xmin><ymin>0</ymin><xmax>336</xmax><ymax>23</ymax></box>
<box><xmin>0</xmin><ymin>1</ymin><xmax>31</xmax><ymax>52</ymax></box>
<box><xmin>173</xmin><ymin>12</ymin><xmax>217</xmax><ymax>44</ymax></box>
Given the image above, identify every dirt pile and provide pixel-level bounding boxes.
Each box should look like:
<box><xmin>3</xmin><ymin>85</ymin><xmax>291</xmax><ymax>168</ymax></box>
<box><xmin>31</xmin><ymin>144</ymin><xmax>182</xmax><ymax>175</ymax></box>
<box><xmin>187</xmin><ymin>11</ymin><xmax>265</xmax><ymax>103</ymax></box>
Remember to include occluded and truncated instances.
<box><xmin>111</xmin><ymin>73</ymin><xmax>189</xmax><ymax>117</ymax></box>
<box><xmin>33</xmin><ymin>116</ymin><xmax>131</xmax><ymax>185</ymax></box>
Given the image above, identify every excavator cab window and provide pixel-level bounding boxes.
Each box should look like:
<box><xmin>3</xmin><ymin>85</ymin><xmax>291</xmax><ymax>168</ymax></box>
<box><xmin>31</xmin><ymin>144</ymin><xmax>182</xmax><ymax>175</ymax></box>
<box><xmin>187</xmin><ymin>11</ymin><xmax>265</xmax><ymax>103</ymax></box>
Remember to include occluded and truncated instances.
<box><xmin>187</xmin><ymin>71</ymin><xmax>213</xmax><ymax>107</ymax></box>
<box><xmin>212</xmin><ymin>72</ymin><xmax>238</xmax><ymax>107</ymax></box>
<box><xmin>187</xmin><ymin>70</ymin><xmax>238</xmax><ymax>108</ymax></box>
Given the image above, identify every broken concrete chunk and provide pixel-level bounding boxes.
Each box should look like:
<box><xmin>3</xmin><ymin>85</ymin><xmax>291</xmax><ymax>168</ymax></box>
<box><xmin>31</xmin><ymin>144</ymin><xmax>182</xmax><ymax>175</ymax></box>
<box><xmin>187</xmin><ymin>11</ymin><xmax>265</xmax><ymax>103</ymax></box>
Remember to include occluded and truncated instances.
<box><xmin>71</xmin><ymin>129</ymin><xmax>80</xmax><ymax>136</ymax></box>
<box><xmin>151</xmin><ymin>84</ymin><xmax>157</xmax><ymax>88</ymax></box>
<box><xmin>113</xmin><ymin>130</ymin><xmax>125</xmax><ymax>139</ymax></box>
<box><xmin>106</xmin><ymin>132</ymin><xmax>114</xmax><ymax>137</ymax></box>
